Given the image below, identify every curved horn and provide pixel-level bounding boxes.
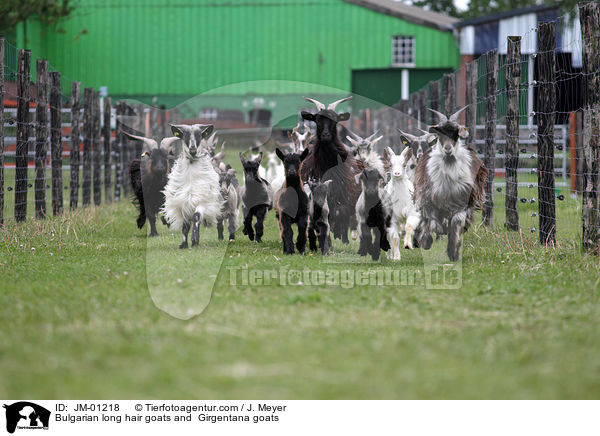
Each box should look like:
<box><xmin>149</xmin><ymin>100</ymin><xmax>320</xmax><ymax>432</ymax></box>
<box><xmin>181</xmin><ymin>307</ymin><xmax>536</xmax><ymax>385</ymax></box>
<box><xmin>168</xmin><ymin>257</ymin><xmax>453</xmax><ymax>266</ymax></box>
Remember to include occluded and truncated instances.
<box><xmin>416</xmin><ymin>127</ymin><xmax>430</xmax><ymax>136</ymax></box>
<box><xmin>302</xmin><ymin>96</ymin><xmax>326</xmax><ymax>111</ymax></box>
<box><xmin>366</xmin><ymin>130</ymin><xmax>379</xmax><ymax>141</ymax></box>
<box><xmin>371</xmin><ymin>135</ymin><xmax>383</xmax><ymax>145</ymax></box>
<box><xmin>397</xmin><ymin>129</ymin><xmax>418</xmax><ymax>141</ymax></box>
<box><xmin>123</xmin><ymin>132</ymin><xmax>158</xmax><ymax>153</ymax></box>
<box><xmin>346</xmin><ymin>136</ymin><xmax>360</xmax><ymax>147</ymax></box>
<box><xmin>427</xmin><ymin>108</ymin><xmax>448</xmax><ymax>125</ymax></box>
<box><xmin>449</xmin><ymin>106</ymin><xmax>468</xmax><ymax>124</ymax></box>
<box><xmin>159</xmin><ymin>136</ymin><xmax>180</xmax><ymax>152</ymax></box>
<box><xmin>327</xmin><ymin>95</ymin><xmax>352</xmax><ymax>111</ymax></box>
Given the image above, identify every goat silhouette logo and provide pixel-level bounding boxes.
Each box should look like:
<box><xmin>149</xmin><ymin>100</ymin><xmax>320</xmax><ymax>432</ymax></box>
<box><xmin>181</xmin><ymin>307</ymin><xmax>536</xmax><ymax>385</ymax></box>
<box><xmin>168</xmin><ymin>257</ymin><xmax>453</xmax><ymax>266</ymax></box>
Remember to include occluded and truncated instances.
<box><xmin>3</xmin><ymin>402</ymin><xmax>50</xmax><ymax>433</ymax></box>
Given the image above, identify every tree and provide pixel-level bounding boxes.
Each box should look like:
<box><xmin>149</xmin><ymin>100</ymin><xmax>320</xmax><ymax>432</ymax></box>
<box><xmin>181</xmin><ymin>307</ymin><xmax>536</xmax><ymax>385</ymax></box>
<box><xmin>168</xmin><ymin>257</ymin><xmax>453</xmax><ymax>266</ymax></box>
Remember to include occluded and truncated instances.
<box><xmin>412</xmin><ymin>0</ymin><xmax>459</xmax><ymax>17</ymax></box>
<box><xmin>0</xmin><ymin>0</ymin><xmax>73</xmax><ymax>35</ymax></box>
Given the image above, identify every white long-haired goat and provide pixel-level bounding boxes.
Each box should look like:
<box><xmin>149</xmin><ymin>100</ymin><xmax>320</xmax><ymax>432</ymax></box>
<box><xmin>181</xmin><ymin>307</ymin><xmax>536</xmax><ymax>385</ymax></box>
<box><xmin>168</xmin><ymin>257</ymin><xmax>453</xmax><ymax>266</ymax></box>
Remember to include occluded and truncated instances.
<box><xmin>161</xmin><ymin>124</ymin><xmax>223</xmax><ymax>249</ymax></box>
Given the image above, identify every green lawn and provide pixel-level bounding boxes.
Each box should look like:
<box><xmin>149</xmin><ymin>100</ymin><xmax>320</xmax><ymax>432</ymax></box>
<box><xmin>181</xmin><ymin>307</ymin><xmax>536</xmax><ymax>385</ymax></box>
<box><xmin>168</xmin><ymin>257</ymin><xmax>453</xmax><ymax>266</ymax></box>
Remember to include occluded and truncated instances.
<box><xmin>1</xmin><ymin>162</ymin><xmax>599</xmax><ymax>399</ymax></box>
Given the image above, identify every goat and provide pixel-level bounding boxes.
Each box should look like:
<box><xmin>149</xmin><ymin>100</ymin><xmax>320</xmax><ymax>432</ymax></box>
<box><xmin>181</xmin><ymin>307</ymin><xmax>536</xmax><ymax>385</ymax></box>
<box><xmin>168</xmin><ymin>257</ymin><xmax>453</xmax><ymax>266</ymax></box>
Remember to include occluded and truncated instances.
<box><xmin>217</xmin><ymin>168</ymin><xmax>240</xmax><ymax>241</ymax></box>
<box><xmin>347</xmin><ymin>131</ymin><xmax>385</xmax><ymax>177</ymax></box>
<box><xmin>274</xmin><ymin>147</ymin><xmax>310</xmax><ymax>254</ymax></box>
<box><xmin>355</xmin><ymin>168</ymin><xmax>391</xmax><ymax>261</ymax></box>
<box><xmin>126</xmin><ymin>133</ymin><xmax>179</xmax><ymax>237</ymax></box>
<box><xmin>382</xmin><ymin>146</ymin><xmax>421</xmax><ymax>260</ymax></box>
<box><xmin>239</xmin><ymin>152</ymin><xmax>273</xmax><ymax>243</ymax></box>
<box><xmin>265</xmin><ymin>150</ymin><xmax>285</xmax><ymax>194</ymax></box>
<box><xmin>299</xmin><ymin>96</ymin><xmax>362</xmax><ymax>244</ymax></box>
<box><xmin>288</xmin><ymin>122</ymin><xmax>312</xmax><ymax>153</ymax></box>
<box><xmin>307</xmin><ymin>179</ymin><xmax>332</xmax><ymax>255</ymax></box>
<box><xmin>161</xmin><ymin>124</ymin><xmax>223</xmax><ymax>249</ymax></box>
<box><xmin>398</xmin><ymin>129</ymin><xmax>437</xmax><ymax>176</ymax></box>
<box><xmin>413</xmin><ymin>107</ymin><xmax>488</xmax><ymax>261</ymax></box>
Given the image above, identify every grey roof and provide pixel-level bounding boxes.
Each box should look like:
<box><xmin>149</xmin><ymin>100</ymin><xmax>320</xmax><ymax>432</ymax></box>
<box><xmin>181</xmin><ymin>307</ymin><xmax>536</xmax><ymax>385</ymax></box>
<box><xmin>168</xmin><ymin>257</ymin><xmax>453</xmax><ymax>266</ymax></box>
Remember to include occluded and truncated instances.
<box><xmin>455</xmin><ymin>4</ymin><xmax>557</xmax><ymax>27</ymax></box>
<box><xmin>343</xmin><ymin>0</ymin><xmax>459</xmax><ymax>32</ymax></box>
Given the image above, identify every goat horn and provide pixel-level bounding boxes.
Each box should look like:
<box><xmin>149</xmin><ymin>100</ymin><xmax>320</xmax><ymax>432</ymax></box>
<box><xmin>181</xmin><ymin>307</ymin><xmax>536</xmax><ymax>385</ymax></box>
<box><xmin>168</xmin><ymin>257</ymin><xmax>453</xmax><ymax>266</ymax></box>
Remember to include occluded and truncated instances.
<box><xmin>449</xmin><ymin>106</ymin><xmax>468</xmax><ymax>124</ymax></box>
<box><xmin>427</xmin><ymin>108</ymin><xmax>448</xmax><ymax>125</ymax></box>
<box><xmin>346</xmin><ymin>136</ymin><xmax>360</xmax><ymax>147</ymax></box>
<box><xmin>160</xmin><ymin>136</ymin><xmax>180</xmax><ymax>152</ymax></box>
<box><xmin>371</xmin><ymin>135</ymin><xmax>383</xmax><ymax>144</ymax></box>
<box><xmin>416</xmin><ymin>127</ymin><xmax>430</xmax><ymax>136</ymax></box>
<box><xmin>302</xmin><ymin>96</ymin><xmax>326</xmax><ymax>111</ymax></box>
<box><xmin>397</xmin><ymin>129</ymin><xmax>418</xmax><ymax>141</ymax></box>
<box><xmin>123</xmin><ymin>132</ymin><xmax>158</xmax><ymax>151</ymax></box>
<box><xmin>366</xmin><ymin>131</ymin><xmax>379</xmax><ymax>141</ymax></box>
<box><xmin>327</xmin><ymin>96</ymin><xmax>352</xmax><ymax>111</ymax></box>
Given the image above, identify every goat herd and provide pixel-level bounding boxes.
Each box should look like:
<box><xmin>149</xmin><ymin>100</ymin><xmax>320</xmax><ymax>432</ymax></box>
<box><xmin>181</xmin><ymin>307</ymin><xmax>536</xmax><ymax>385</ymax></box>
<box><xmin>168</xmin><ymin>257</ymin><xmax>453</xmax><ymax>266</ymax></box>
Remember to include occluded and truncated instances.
<box><xmin>127</xmin><ymin>96</ymin><xmax>488</xmax><ymax>262</ymax></box>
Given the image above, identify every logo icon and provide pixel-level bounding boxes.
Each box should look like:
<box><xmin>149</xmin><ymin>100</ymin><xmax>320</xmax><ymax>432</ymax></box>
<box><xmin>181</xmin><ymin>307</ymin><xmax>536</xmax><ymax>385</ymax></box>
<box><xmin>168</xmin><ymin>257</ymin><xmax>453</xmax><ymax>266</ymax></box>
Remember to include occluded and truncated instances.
<box><xmin>3</xmin><ymin>402</ymin><xmax>50</xmax><ymax>434</ymax></box>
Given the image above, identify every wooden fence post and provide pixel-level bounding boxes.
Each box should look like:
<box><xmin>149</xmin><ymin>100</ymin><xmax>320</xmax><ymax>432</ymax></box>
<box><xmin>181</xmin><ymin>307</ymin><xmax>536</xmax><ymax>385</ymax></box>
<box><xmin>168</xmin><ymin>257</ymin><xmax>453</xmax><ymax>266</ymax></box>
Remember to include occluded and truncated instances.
<box><xmin>419</xmin><ymin>88</ymin><xmax>428</xmax><ymax>129</ymax></box>
<box><xmin>465</xmin><ymin>61</ymin><xmax>477</xmax><ymax>149</ymax></box>
<box><xmin>15</xmin><ymin>49</ymin><xmax>31</xmax><ymax>223</ymax></box>
<box><xmin>69</xmin><ymin>82</ymin><xmax>81</xmax><ymax>210</ymax></box>
<box><xmin>409</xmin><ymin>92</ymin><xmax>418</xmax><ymax>130</ymax></box>
<box><xmin>579</xmin><ymin>2</ymin><xmax>600</xmax><ymax>252</ymax></box>
<box><xmin>505</xmin><ymin>36</ymin><xmax>521</xmax><ymax>231</ymax></box>
<box><xmin>398</xmin><ymin>99</ymin><xmax>409</xmax><ymax>132</ymax></box>
<box><xmin>82</xmin><ymin>87</ymin><xmax>93</xmax><ymax>206</ymax></box>
<box><xmin>93</xmin><ymin>91</ymin><xmax>102</xmax><ymax>206</ymax></box>
<box><xmin>537</xmin><ymin>22</ymin><xmax>557</xmax><ymax>245</ymax></box>
<box><xmin>34</xmin><ymin>60</ymin><xmax>49</xmax><ymax>219</ymax></box>
<box><xmin>443</xmin><ymin>73</ymin><xmax>456</xmax><ymax>115</ymax></box>
<box><xmin>0</xmin><ymin>38</ymin><xmax>4</xmax><ymax>225</ymax></box>
<box><xmin>429</xmin><ymin>81</ymin><xmax>441</xmax><ymax>126</ymax></box>
<box><xmin>104</xmin><ymin>97</ymin><xmax>112</xmax><ymax>203</ymax></box>
<box><xmin>483</xmin><ymin>50</ymin><xmax>498</xmax><ymax>227</ymax></box>
<box><xmin>50</xmin><ymin>71</ymin><xmax>63</xmax><ymax>216</ymax></box>
<box><xmin>114</xmin><ymin>102</ymin><xmax>123</xmax><ymax>201</ymax></box>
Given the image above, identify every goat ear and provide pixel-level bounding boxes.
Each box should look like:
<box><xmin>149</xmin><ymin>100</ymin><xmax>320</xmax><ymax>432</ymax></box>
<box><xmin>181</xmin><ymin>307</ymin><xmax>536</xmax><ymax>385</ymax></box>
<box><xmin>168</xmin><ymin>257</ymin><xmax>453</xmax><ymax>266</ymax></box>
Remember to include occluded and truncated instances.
<box><xmin>323</xmin><ymin>179</ymin><xmax>333</xmax><ymax>188</ymax></box>
<box><xmin>287</xmin><ymin>131</ymin><xmax>294</xmax><ymax>141</ymax></box>
<box><xmin>337</xmin><ymin>112</ymin><xmax>351</xmax><ymax>122</ymax></box>
<box><xmin>399</xmin><ymin>134</ymin><xmax>412</xmax><ymax>147</ymax></box>
<box><xmin>427</xmin><ymin>134</ymin><xmax>438</xmax><ymax>147</ymax></box>
<box><xmin>458</xmin><ymin>126</ymin><xmax>469</xmax><ymax>139</ymax></box>
<box><xmin>239</xmin><ymin>152</ymin><xmax>247</xmax><ymax>165</ymax></box>
<box><xmin>301</xmin><ymin>111</ymin><xmax>315</xmax><ymax>122</ymax></box>
<box><xmin>170</xmin><ymin>124</ymin><xmax>184</xmax><ymax>138</ymax></box>
<box><xmin>256</xmin><ymin>151</ymin><xmax>263</xmax><ymax>164</ymax></box>
<box><xmin>201</xmin><ymin>125</ymin><xmax>214</xmax><ymax>139</ymax></box>
<box><xmin>404</xmin><ymin>147</ymin><xmax>414</xmax><ymax>162</ymax></box>
<box><xmin>383</xmin><ymin>146</ymin><xmax>394</xmax><ymax>161</ymax></box>
<box><xmin>300</xmin><ymin>147</ymin><xmax>310</xmax><ymax>162</ymax></box>
<box><xmin>275</xmin><ymin>147</ymin><xmax>285</xmax><ymax>161</ymax></box>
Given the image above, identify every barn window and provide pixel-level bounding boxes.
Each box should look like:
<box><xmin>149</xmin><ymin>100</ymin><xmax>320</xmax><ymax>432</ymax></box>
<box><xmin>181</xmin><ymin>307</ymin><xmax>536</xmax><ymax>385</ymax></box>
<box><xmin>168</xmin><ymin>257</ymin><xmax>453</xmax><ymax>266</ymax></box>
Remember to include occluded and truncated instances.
<box><xmin>392</xmin><ymin>36</ymin><xmax>415</xmax><ymax>67</ymax></box>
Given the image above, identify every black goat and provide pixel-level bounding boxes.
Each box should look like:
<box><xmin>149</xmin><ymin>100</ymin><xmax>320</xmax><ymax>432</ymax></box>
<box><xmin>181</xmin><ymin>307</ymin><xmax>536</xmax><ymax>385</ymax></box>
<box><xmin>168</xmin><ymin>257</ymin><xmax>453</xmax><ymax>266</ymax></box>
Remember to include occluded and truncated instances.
<box><xmin>239</xmin><ymin>152</ymin><xmax>273</xmax><ymax>243</ymax></box>
<box><xmin>127</xmin><ymin>133</ymin><xmax>178</xmax><ymax>236</ymax></box>
<box><xmin>274</xmin><ymin>147</ymin><xmax>310</xmax><ymax>254</ymax></box>
<box><xmin>355</xmin><ymin>168</ymin><xmax>391</xmax><ymax>261</ymax></box>
<box><xmin>307</xmin><ymin>179</ymin><xmax>332</xmax><ymax>255</ymax></box>
<box><xmin>300</xmin><ymin>96</ymin><xmax>362</xmax><ymax>244</ymax></box>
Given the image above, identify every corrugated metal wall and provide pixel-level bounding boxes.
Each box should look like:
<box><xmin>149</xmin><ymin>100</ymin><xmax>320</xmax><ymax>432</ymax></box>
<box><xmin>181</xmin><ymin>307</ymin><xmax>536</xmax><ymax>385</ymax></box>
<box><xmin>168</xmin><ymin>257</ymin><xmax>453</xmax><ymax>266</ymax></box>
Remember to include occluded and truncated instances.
<box><xmin>19</xmin><ymin>0</ymin><xmax>459</xmax><ymax>99</ymax></box>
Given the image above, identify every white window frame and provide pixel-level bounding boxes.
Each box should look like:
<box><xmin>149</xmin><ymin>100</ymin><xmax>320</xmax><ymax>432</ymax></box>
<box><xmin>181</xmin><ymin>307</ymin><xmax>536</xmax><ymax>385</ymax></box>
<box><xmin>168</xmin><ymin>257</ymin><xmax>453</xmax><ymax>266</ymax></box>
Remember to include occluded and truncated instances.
<box><xmin>391</xmin><ymin>35</ymin><xmax>416</xmax><ymax>68</ymax></box>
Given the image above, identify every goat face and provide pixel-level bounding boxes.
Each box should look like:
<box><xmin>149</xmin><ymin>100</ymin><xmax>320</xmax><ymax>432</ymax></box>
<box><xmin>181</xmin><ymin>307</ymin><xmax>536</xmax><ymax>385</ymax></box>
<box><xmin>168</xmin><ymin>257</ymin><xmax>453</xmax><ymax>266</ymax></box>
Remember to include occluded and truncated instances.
<box><xmin>357</xmin><ymin>168</ymin><xmax>384</xmax><ymax>198</ymax></box>
<box><xmin>300</xmin><ymin>96</ymin><xmax>352</xmax><ymax>144</ymax></box>
<box><xmin>347</xmin><ymin>132</ymin><xmax>383</xmax><ymax>160</ymax></box>
<box><xmin>170</xmin><ymin>123</ymin><xmax>214</xmax><ymax>159</ymax></box>
<box><xmin>308</xmin><ymin>179</ymin><xmax>332</xmax><ymax>208</ymax></box>
<box><xmin>276</xmin><ymin>147</ymin><xmax>310</xmax><ymax>181</ymax></box>
<box><xmin>399</xmin><ymin>130</ymin><xmax>437</xmax><ymax>161</ymax></box>
<box><xmin>240</xmin><ymin>151</ymin><xmax>263</xmax><ymax>181</ymax></box>
<box><xmin>144</xmin><ymin>147</ymin><xmax>169</xmax><ymax>176</ymax></box>
<box><xmin>428</xmin><ymin>107</ymin><xmax>469</xmax><ymax>159</ymax></box>
<box><xmin>384</xmin><ymin>146</ymin><xmax>415</xmax><ymax>180</ymax></box>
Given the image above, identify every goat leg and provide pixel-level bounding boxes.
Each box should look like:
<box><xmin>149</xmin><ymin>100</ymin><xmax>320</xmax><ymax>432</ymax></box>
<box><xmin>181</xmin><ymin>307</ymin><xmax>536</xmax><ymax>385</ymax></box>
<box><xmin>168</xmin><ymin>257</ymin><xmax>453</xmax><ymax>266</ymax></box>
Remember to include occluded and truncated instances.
<box><xmin>280</xmin><ymin>213</ymin><xmax>295</xmax><ymax>254</ymax></box>
<box><xmin>318</xmin><ymin>222</ymin><xmax>330</xmax><ymax>255</ymax></box>
<box><xmin>227</xmin><ymin>214</ymin><xmax>237</xmax><ymax>241</ymax></box>
<box><xmin>370</xmin><ymin>228</ymin><xmax>382</xmax><ymax>261</ymax></box>
<box><xmin>254</xmin><ymin>206</ymin><xmax>267</xmax><ymax>243</ymax></box>
<box><xmin>296</xmin><ymin>215</ymin><xmax>308</xmax><ymax>254</ymax></box>
<box><xmin>447</xmin><ymin>212</ymin><xmax>466</xmax><ymax>261</ymax></box>
<box><xmin>191</xmin><ymin>212</ymin><xmax>201</xmax><ymax>247</ymax></box>
<box><xmin>179</xmin><ymin>222</ymin><xmax>190</xmax><ymax>249</ymax></box>
<box><xmin>308</xmin><ymin>226</ymin><xmax>318</xmax><ymax>252</ymax></box>
<box><xmin>357</xmin><ymin>222</ymin><xmax>371</xmax><ymax>256</ymax></box>
<box><xmin>147</xmin><ymin>211</ymin><xmax>158</xmax><ymax>237</ymax></box>
<box><xmin>243</xmin><ymin>211</ymin><xmax>254</xmax><ymax>241</ymax></box>
<box><xmin>217</xmin><ymin>219</ymin><xmax>224</xmax><ymax>241</ymax></box>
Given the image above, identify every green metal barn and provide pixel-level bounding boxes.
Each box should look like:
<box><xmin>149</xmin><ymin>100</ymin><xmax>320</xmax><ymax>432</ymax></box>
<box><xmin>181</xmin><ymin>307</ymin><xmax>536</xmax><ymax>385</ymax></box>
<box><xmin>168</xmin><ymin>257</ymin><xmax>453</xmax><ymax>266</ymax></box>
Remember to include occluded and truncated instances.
<box><xmin>15</xmin><ymin>0</ymin><xmax>460</xmax><ymax>125</ymax></box>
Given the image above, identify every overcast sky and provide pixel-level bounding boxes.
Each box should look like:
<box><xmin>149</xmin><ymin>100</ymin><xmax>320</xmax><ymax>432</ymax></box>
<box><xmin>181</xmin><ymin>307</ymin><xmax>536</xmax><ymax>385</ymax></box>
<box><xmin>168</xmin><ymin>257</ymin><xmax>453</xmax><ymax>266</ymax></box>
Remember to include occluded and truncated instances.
<box><xmin>454</xmin><ymin>0</ymin><xmax>468</xmax><ymax>11</ymax></box>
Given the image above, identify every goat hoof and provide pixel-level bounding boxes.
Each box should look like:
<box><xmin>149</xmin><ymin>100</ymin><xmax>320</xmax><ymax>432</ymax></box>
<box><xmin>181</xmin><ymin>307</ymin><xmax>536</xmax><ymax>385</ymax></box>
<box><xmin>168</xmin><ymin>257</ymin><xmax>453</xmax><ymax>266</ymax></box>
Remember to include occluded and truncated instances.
<box><xmin>229</xmin><ymin>238</ymin><xmax>235</xmax><ymax>242</ymax></box>
<box><xmin>179</xmin><ymin>242</ymin><xmax>188</xmax><ymax>249</ymax></box>
<box><xmin>149</xmin><ymin>232</ymin><xmax>158</xmax><ymax>237</ymax></box>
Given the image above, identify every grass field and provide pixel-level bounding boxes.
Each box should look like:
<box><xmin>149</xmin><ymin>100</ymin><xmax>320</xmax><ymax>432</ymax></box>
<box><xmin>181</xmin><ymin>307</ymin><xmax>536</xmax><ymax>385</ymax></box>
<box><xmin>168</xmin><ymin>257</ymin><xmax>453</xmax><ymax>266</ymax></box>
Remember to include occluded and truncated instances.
<box><xmin>1</xmin><ymin>159</ymin><xmax>600</xmax><ymax>399</ymax></box>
